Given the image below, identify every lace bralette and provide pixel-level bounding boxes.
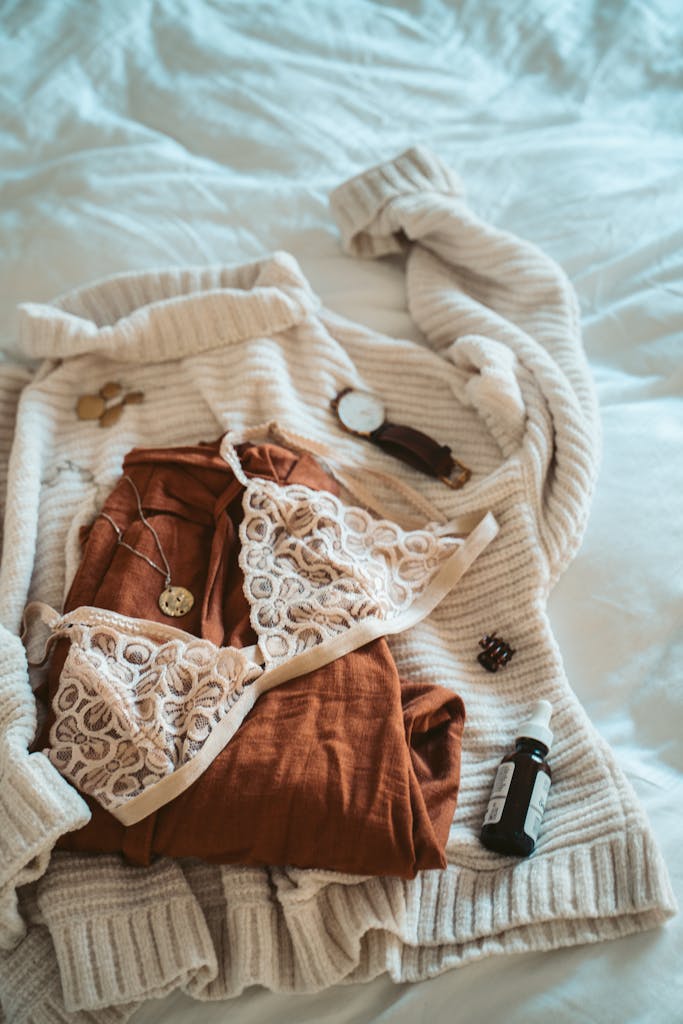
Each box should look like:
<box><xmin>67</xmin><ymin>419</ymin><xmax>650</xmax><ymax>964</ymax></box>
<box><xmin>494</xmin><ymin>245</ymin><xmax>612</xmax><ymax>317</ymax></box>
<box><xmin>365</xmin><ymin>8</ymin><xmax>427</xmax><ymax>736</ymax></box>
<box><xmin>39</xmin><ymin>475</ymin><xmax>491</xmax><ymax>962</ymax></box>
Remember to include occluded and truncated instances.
<box><xmin>27</xmin><ymin>422</ymin><xmax>498</xmax><ymax>825</ymax></box>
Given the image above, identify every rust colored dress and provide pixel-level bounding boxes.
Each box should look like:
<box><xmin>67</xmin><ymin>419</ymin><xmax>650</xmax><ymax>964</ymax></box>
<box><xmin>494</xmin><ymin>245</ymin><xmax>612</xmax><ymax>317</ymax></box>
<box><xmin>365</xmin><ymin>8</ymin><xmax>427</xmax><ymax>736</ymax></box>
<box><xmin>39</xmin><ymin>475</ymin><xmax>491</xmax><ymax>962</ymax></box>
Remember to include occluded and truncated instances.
<box><xmin>40</xmin><ymin>439</ymin><xmax>465</xmax><ymax>878</ymax></box>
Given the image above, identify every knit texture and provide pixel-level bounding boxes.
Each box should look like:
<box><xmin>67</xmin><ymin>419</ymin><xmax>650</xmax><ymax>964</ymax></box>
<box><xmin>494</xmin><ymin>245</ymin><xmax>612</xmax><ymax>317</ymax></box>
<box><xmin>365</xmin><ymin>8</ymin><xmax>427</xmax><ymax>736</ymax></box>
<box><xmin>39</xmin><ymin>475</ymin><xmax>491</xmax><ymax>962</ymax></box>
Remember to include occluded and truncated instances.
<box><xmin>0</xmin><ymin>149</ymin><xmax>676</xmax><ymax>1020</ymax></box>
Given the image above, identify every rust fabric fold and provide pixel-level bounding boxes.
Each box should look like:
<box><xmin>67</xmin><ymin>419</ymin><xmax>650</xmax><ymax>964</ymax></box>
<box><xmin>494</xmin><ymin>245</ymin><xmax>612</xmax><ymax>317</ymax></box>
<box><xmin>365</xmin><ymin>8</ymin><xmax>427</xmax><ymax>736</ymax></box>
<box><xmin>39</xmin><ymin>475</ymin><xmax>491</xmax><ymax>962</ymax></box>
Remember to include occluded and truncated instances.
<box><xmin>39</xmin><ymin>438</ymin><xmax>466</xmax><ymax>878</ymax></box>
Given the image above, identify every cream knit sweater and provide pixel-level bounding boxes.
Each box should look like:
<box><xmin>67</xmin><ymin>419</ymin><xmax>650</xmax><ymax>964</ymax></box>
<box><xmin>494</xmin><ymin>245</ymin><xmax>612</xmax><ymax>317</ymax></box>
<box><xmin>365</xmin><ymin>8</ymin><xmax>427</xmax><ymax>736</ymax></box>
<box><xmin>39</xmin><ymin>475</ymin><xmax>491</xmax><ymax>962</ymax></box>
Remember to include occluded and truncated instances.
<box><xmin>0</xmin><ymin>149</ymin><xmax>675</xmax><ymax>1022</ymax></box>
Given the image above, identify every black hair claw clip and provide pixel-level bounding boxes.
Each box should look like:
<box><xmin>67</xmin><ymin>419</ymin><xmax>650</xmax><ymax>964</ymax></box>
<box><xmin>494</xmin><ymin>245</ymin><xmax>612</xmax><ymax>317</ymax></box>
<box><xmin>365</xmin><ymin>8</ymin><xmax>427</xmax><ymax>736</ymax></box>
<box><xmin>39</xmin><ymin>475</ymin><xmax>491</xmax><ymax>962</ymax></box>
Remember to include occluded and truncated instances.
<box><xmin>478</xmin><ymin>632</ymin><xmax>515</xmax><ymax>672</ymax></box>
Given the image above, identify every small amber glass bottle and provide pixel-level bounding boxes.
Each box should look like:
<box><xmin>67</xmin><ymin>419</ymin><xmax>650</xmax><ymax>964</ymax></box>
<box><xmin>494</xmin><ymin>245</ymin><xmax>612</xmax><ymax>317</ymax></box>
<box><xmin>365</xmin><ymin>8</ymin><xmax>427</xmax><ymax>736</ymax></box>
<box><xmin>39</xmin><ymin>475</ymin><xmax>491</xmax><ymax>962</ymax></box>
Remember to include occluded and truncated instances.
<box><xmin>480</xmin><ymin>700</ymin><xmax>553</xmax><ymax>857</ymax></box>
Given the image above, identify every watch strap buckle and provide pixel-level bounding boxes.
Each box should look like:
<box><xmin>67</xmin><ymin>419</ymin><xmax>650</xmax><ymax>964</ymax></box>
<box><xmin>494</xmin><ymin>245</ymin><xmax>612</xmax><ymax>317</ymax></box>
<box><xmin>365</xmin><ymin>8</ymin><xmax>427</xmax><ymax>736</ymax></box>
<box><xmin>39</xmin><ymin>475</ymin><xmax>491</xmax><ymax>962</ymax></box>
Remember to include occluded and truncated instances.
<box><xmin>439</xmin><ymin>460</ymin><xmax>471</xmax><ymax>490</ymax></box>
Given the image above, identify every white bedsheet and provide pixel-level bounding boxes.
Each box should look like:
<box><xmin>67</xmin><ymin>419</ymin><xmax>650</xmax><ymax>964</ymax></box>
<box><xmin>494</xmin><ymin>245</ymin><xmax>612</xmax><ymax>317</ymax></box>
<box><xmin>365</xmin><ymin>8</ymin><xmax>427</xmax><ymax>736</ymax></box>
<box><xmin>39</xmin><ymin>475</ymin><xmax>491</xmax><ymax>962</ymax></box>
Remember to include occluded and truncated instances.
<box><xmin>1</xmin><ymin>2</ymin><xmax>681</xmax><ymax>1022</ymax></box>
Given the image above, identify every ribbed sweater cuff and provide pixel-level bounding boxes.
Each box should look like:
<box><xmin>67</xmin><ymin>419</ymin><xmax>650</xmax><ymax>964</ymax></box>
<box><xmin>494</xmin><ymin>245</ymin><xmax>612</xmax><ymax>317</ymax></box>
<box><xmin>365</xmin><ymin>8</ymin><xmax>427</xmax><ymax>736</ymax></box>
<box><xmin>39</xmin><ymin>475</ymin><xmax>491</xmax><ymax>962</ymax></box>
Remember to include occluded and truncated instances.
<box><xmin>0</xmin><ymin>923</ymin><xmax>137</xmax><ymax>1024</ymax></box>
<box><xmin>0</xmin><ymin>747</ymin><xmax>89</xmax><ymax>950</ymax></box>
<box><xmin>329</xmin><ymin>146</ymin><xmax>464</xmax><ymax>258</ymax></box>
<box><xmin>177</xmin><ymin>863</ymin><xmax>286</xmax><ymax>999</ymax></box>
<box><xmin>37</xmin><ymin>854</ymin><xmax>217</xmax><ymax>1012</ymax></box>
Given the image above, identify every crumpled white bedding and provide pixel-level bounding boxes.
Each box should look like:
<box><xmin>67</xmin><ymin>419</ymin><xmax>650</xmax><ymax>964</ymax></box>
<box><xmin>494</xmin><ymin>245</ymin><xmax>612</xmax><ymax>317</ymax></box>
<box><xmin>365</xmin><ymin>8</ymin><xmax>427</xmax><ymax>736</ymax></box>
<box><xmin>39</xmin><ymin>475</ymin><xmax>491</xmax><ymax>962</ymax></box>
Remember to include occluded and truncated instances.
<box><xmin>1</xmin><ymin>1</ymin><xmax>681</xmax><ymax>1022</ymax></box>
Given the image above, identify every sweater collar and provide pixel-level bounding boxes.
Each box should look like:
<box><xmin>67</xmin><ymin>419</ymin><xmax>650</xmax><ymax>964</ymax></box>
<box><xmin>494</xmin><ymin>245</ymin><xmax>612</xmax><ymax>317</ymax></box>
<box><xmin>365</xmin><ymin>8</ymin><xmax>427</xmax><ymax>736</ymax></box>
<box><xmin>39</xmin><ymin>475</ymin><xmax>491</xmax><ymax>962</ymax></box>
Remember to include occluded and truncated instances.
<box><xmin>18</xmin><ymin>252</ymin><xmax>319</xmax><ymax>363</ymax></box>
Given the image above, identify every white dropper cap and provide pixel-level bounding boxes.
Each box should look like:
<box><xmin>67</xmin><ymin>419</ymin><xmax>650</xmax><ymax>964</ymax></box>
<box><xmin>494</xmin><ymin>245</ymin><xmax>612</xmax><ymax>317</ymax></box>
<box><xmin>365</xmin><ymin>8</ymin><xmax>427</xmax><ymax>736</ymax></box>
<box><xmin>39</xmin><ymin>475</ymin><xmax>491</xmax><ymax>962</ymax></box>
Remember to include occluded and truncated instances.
<box><xmin>516</xmin><ymin>700</ymin><xmax>553</xmax><ymax>750</ymax></box>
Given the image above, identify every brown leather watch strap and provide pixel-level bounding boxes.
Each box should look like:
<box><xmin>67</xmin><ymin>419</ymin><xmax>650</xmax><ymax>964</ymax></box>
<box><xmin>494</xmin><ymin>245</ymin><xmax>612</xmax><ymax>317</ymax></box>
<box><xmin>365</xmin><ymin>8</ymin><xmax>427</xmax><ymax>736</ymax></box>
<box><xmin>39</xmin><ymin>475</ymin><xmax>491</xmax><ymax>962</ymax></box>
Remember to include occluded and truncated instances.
<box><xmin>370</xmin><ymin>422</ymin><xmax>470</xmax><ymax>488</ymax></box>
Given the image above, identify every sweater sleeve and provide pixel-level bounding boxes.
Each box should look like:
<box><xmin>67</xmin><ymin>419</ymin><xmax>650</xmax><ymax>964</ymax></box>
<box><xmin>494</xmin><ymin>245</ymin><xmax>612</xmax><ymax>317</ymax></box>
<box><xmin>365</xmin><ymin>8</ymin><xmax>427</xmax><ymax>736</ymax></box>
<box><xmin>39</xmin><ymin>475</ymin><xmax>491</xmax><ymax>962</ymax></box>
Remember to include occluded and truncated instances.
<box><xmin>0</xmin><ymin>363</ymin><xmax>32</xmax><ymax>553</ymax></box>
<box><xmin>329</xmin><ymin>147</ymin><xmax>600</xmax><ymax>583</ymax></box>
<box><xmin>0</xmin><ymin>365</ymin><xmax>90</xmax><ymax>951</ymax></box>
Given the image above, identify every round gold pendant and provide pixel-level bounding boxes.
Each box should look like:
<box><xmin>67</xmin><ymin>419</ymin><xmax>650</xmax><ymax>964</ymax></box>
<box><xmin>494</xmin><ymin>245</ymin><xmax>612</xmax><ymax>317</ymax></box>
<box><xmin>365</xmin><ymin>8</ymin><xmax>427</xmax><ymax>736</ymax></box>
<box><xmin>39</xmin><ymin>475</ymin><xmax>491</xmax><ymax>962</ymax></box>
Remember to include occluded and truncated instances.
<box><xmin>158</xmin><ymin>586</ymin><xmax>195</xmax><ymax>617</ymax></box>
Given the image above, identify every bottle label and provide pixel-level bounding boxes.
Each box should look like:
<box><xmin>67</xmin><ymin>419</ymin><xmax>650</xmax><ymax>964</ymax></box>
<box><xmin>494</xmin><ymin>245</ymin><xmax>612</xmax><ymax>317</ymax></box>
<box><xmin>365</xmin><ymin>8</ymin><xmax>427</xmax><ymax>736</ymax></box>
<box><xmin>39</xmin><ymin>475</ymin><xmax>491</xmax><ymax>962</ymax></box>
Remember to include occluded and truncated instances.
<box><xmin>523</xmin><ymin>771</ymin><xmax>551</xmax><ymax>841</ymax></box>
<box><xmin>482</xmin><ymin>762</ymin><xmax>515</xmax><ymax>826</ymax></box>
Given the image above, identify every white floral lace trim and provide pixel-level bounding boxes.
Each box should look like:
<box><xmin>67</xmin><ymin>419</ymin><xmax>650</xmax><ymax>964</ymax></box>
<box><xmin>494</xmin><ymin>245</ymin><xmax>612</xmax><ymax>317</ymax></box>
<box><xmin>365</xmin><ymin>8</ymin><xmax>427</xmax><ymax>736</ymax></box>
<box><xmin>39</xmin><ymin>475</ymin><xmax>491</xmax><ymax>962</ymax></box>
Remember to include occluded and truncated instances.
<box><xmin>37</xmin><ymin>445</ymin><xmax>492</xmax><ymax>819</ymax></box>
<box><xmin>239</xmin><ymin>478</ymin><xmax>462</xmax><ymax>665</ymax></box>
<box><xmin>46</xmin><ymin>611</ymin><xmax>262</xmax><ymax>812</ymax></box>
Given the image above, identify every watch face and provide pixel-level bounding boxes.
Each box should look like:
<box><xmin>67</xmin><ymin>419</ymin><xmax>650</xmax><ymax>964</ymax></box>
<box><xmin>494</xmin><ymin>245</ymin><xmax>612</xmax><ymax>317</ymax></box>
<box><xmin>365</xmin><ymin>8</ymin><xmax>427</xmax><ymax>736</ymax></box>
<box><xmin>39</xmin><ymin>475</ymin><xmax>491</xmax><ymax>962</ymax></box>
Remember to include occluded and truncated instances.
<box><xmin>335</xmin><ymin>389</ymin><xmax>386</xmax><ymax>435</ymax></box>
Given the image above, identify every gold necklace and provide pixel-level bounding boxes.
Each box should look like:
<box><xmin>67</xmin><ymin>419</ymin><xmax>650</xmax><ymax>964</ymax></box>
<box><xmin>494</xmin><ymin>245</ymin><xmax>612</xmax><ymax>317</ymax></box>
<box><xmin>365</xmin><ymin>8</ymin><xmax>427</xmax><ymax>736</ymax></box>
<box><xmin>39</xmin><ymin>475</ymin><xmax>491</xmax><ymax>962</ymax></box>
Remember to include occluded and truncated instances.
<box><xmin>100</xmin><ymin>475</ymin><xmax>195</xmax><ymax>618</ymax></box>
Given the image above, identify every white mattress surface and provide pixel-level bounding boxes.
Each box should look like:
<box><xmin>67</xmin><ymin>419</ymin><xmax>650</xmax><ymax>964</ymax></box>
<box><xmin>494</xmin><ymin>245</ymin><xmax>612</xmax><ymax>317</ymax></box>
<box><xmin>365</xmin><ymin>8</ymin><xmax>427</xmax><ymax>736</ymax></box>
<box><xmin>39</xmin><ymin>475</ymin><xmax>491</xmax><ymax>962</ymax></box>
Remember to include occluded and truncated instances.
<box><xmin>1</xmin><ymin>2</ymin><xmax>681</xmax><ymax>1022</ymax></box>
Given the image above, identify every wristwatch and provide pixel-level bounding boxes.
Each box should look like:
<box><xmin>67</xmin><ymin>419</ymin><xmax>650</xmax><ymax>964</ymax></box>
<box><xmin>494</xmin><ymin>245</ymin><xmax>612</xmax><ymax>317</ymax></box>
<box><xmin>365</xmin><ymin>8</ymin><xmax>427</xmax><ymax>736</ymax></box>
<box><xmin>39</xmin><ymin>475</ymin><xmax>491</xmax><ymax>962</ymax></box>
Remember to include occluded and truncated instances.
<box><xmin>331</xmin><ymin>387</ymin><xmax>470</xmax><ymax>489</ymax></box>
